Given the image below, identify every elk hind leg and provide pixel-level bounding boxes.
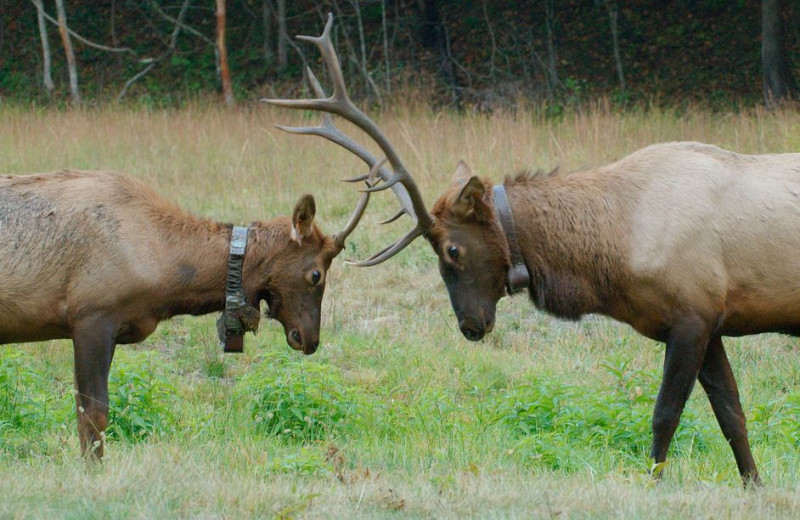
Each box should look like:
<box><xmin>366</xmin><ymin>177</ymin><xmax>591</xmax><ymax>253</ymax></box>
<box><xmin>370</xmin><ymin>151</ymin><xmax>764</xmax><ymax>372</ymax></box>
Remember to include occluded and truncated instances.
<box><xmin>698</xmin><ymin>335</ymin><xmax>760</xmax><ymax>486</ymax></box>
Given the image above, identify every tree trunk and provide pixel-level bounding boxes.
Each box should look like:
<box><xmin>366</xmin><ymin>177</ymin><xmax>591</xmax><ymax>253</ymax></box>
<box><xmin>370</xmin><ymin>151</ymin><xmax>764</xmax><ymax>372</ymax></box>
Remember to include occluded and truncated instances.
<box><xmin>604</xmin><ymin>0</ymin><xmax>626</xmax><ymax>92</ymax></box>
<box><xmin>32</xmin><ymin>0</ymin><xmax>54</xmax><ymax>98</ymax></box>
<box><xmin>111</xmin><ymin>0</ymin><xmax>123</xmax><ymax>68</ymax></box>
<box><xmin>350</xmin><ymin>0</ymin><xmax>381</xmax><ymax>101</ymax></box>
<box><xmin>418</xmin><ymin>0</ymin><xmax>460</xmax><ymax>105</ymax></box>
<box><xmin>262</xmin><ymin>0</ymin><xmax>273</xmax><ymax>67</ymax></box>
<box><xmin>762</xmin><ymin>0</ymin><xmax>797</xmax><ymax>107</ymax></box>
<box><xmin>482</xmin><ymin>0</ymin><xmax>497</xmax><ymax>81</ymax></box>
<box><xmin>544</xmin><ymin>0</ymin><xmax>560</xmax><ymax>93</ymax></box>
<box><xmin>216</xmin><ymin>0</ymin><xmax>234</xmax><ymax>107</ymax></box>
<box><xmin>382</xmin><ymin>0</ymin><xmax>391</xmax><ymax>95</ymax></box>
<box><xmin>277</xmin><ymin>0</ymin><xmax>287</xmax><ymax>73</ymax></box>
<box><xmin>55</xmin><ymin>0</ymin><xmax>80</xmax><ymax>105</ymax></box>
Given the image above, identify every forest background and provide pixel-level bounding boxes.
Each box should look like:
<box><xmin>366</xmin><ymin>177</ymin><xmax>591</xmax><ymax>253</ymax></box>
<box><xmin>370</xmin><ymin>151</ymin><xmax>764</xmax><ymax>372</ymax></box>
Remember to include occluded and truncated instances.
<box><xmin>1</xmin><ymin>0</ymin><xmax>799</xmax><ymax>110</ymax></box>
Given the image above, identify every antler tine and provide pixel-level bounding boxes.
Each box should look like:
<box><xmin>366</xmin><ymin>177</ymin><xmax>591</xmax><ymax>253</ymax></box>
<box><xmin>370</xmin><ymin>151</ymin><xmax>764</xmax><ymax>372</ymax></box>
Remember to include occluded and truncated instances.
<box><xmin>333</xmin><ymin>157</ymin><xmax>387</xmax><ymax>248</ymax></box>
<box><xmin>266</xmin><ymin>12</ymin><xmax>433</xmax><ymax>265</ymax></box>
<box><xmin>271</xmin><ymin>67</ymin><xmax>415</xmax><ymax>201</ymax></box>
<box><xmin>344</xmin><ymin>227</ymin><xmax>423</xmax><ymax>267</ymax></box>
<box><xmin>377</xmin><ymin>208</ymin><xmax>406</xmax><ymax>225</ymax></box>
<box><xmin>341</xmin><ymin>173</ymin><xmax>371</xmax><ymax>183</ymax></box>
<box><xmin>264</xmin><ymin>14</ymin><xmax>348</xmax><ymax>114</ymax></box>
<box><xmin>271</xmin><ymin>68</ymin><xmax>366</xmax><ymax>161</ymax></box>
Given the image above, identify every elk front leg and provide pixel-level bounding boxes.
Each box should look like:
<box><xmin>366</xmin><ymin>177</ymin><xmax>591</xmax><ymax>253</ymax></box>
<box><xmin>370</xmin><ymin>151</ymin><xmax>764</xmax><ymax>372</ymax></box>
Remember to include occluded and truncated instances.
<box><xmin>72</xmin><ymin>318</ymin><xmax>117</xmax><ymax>459</ymax></box>
<box><xmin>698</xmin><ymin>335</ymin><xmax>760</xmax><ymax>486</ymax></box>
<box><xmin>650</xmin><ymin>315</ymin><xmax>710</xmax><ymax>477</ymax></box>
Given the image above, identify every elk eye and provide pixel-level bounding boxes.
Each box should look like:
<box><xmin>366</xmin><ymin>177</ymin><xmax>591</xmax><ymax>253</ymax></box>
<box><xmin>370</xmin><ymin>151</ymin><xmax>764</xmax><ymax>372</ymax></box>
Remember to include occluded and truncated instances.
<box><xmin>447</xmin><ymin>245</ymin><xmax>459</xmax><ymax>261</ymax></box>
<box><xmin>311</xmin><ymin>270</ymin><xmax>321</xmax><ymax>285</ymax></box>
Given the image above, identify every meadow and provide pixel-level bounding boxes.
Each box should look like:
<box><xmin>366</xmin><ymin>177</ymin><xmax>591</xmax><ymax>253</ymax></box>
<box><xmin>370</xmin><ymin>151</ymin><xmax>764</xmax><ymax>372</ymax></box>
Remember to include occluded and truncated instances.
<box><xmin>1</xmin><ymin>101</ymin><xmax>799</xmax><ymax>519</ymax></box>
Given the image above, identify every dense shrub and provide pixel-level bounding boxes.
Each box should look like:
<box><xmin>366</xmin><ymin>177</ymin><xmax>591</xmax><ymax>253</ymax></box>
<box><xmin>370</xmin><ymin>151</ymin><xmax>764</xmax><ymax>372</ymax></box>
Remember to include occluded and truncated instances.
<box><xmin>750</xmin><ymin>391</ymin><xmax>800</xmax><ymax>447</ymax></box>
<box><xmin>106</xmin><ymin>352</ymin><xmax>178</xmax><ymax>443</ymax></box>
<box><xmin>239</xmin><ymin>352</ymin><xmax>357</xmax><ymax>441</ymax></box>
<box><xmin>495</xmin><ymin>358</ymin><xmax>717</xmax><ymax>469</ymax></box>
<box><xmin>0</xmin><ymin>351</ymin><xmax>70</xmax><ymax>437</ymax></box>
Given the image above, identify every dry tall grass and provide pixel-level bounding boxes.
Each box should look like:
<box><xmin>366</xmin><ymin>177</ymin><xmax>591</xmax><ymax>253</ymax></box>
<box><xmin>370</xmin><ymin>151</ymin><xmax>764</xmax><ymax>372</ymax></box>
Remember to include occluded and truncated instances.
<box><xmin>1</xmin><ymin>102</ymin><xmax>799</xmax><ymax>518</ymax></box>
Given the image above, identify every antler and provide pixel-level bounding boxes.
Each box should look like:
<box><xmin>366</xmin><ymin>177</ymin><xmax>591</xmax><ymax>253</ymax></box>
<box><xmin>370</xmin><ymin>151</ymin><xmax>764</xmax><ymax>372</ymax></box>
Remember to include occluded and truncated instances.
<box><xmin>333</xmin><ymin>156</ymin><xmax>385</xmax><ymax>249</ymax></box>
<box><xmin>264</xmin><ymin>12</ymin><xmax>433</xmax><ymax>266</ymax></box>
<box><xmin>277</xmin><ymin>65</ymin><xmax>379</xmax><ymax>250</ymax></box>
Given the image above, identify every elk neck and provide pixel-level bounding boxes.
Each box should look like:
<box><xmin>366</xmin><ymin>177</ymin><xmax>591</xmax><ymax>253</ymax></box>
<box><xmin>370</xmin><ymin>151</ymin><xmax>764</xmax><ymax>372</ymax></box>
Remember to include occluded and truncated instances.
<box><xmin>504</xmin><ymin>172</ymin><xmax>627</xmax><ymax>320</ymax></box>
<box><xmin>156</xmin><ymin>219</ymin><xmax>241</xmax><ymax>317</ymax></box>
<box><xmin>164</xmin><ymin>214</ymin><xmax>303</xmax><ymax>311</ymax></box>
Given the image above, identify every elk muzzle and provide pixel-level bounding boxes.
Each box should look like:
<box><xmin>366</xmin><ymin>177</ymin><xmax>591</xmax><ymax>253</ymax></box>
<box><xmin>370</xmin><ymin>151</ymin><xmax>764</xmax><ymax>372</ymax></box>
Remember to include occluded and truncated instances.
<box><xmin>286</xmin><ymin>326</ymin><xmax>320</xmax><ymax>355</ymax></box>
<box><xmin>450</xmin><ymin>296</ymin><xmax>497</xmax><ymax>342</ymax></box>
<box><xmin>442</xmin><ymin>270</ymin><xmax>500</xmax><ymax>342</ymax></box>
<box><xmin>458</xmin><ymin>314</ymin><xmax>495</xmax><ymax>341</ymax></box>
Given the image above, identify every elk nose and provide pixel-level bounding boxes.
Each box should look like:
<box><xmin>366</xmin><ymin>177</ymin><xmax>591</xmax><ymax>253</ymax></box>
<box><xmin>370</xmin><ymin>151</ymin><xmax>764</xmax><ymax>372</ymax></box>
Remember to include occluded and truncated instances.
<box><xmin>460</xmin><ymin>322</ymin><xmax>486</xmax><ymax>341</ymax></box>
<box><xmin>303</xmin><ymin>340</ymin><xmax>319</xmax><ymax>356</ymax></box>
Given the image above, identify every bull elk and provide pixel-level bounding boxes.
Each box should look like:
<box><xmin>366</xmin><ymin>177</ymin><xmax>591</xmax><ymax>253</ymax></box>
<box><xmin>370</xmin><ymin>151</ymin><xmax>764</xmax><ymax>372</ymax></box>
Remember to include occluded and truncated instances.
<box><xmin>0</xmin><ymin>163</ymin><xmax>377</xmax><ymax>458</ymax></box>
<box><xmin>267</xmin><ymin>13</ymin><xmax>800</xmax><ymax>486</ymax></box>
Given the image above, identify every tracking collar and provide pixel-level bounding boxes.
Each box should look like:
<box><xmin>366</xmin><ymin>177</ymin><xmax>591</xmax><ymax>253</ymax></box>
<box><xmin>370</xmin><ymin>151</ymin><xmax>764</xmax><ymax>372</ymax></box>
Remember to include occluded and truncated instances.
<box><xmin>492</xmin><ymin>185</ymin><xmax>531</xmax><ymax>294</ymax></box>
<box><xmin>217</xmin><ymin>225</ymin><xmax>260</xmax><ymax>352</ymax></box>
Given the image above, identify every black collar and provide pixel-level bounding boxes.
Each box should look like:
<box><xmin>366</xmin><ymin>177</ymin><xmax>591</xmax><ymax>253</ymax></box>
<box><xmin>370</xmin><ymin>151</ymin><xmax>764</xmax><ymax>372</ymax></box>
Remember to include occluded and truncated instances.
<box><xmin>492</xmin><ymin>185</ymin><xmax>530</xmax><ymax>294</ymax></box>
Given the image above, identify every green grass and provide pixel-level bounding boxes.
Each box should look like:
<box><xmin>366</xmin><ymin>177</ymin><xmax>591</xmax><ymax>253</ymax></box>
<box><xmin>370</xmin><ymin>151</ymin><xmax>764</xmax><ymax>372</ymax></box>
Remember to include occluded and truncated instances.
<box><xmin>1</xmin><ymin>102</ymin><xmax>799</xmax><ymax>518</ymax></box>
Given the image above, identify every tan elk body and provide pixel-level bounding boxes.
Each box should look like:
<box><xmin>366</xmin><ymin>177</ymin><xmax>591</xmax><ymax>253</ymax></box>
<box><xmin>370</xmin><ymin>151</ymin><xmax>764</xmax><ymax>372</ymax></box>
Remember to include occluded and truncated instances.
<box><xmin>436</xmin><ymin>142</ymin><xmax>800</xmax><ymax>340</ymax></box>
<box><xmin>269</xmin><ymin>13</ymin><xmax>800</xmax><ymax>485</ymax></box>
<box><xmin>0</xmin><ymin>168</ymin><xmax>368</xmax><ymax>457</ymax></box>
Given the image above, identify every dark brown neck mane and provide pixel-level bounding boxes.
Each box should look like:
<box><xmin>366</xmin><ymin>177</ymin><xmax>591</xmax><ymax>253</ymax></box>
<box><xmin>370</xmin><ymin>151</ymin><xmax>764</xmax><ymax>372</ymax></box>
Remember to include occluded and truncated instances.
<box><xmin>504</xmin><ymin>168</ymin><xmax>629</xmax><ymax>320</ymax></box>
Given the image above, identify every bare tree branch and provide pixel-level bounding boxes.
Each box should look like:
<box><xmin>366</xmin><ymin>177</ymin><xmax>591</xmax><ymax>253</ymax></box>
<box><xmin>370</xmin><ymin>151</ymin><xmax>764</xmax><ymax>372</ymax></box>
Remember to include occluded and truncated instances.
<box><xmin>31</xmin><ymin>0</ymin><xmax>136</xmax><ymax>55</ymax></box>
<box><xmin>117</xmin><ymin>62</ymin><xmax>157</xmax><ymax>101</ymax></box>
<box><xmin>118</xmin><ymin>0</ymin><xmax>191</xmax><ymax>100</ymax></box>
<box><xmin>149</xmin><ymin>0</ymin><xmax>214</xmax><ymax>46</ymax></box>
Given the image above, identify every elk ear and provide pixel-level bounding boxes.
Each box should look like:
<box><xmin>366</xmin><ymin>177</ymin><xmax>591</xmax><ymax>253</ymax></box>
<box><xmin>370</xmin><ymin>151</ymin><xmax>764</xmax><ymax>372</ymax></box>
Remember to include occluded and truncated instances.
<box><xmin>450</xmin><ymin>176</ymin><xmax>486</xmax><ymax>219</ymax></box>
<box><xmin>291</xmin><ymin>194</ymin><xmax>316</xmax><ymax>244</ymax></box>
<box><xmin>449</xmin><ymin>160</ymin><xmax>473</xmax><ymax>188</ymax></box>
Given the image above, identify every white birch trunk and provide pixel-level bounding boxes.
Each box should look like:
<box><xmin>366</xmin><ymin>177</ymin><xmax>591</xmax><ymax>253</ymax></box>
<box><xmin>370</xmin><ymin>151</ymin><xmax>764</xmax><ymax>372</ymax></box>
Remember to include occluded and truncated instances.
<box><xmin>55</xmin><ymin>0</ymin><xmax>81</xmax><ymax>105</ymax></box>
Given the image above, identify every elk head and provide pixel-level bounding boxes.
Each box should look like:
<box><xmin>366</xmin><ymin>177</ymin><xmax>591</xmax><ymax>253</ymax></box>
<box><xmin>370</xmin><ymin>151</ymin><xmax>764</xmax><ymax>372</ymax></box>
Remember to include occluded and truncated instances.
<box><xmin>243</xmin><ymin>174</ymin><xmax>376</xmax><ymax>355</ymax></box>
<box><xmin>255</xmin><ymin>195</ymin><xmax>334</xmax><ymax>355</ymax></box>
<box><xmin>428</xmin><ymin>163</ymin><xmax>512</xmax><ymax>340</ymax></box>
<box><xmin>266</xmin><ymin>14</ymin><xmax>516</xmax><ymax>342</ymax></box>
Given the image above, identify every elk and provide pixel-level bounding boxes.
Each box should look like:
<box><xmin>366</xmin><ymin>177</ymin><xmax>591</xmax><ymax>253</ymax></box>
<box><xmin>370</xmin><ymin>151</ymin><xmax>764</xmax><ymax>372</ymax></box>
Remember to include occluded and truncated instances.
<box><xmin>268</xmin><ymin>13</ymin><xmax>800</xmax><ymax>486</ymax></box>
<box><xmin>0</xmin><ymin>163</ymin><xmax>377</xmax><ymax>458</ymax></box>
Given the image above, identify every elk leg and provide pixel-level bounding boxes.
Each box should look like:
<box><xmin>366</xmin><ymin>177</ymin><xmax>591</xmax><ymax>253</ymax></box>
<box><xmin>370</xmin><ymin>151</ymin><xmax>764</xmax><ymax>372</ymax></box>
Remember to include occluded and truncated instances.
<box><xmin>650</xmin><ymin>316</ymin><xmax>710</xmax><ymax>476</ymax></box>
<box><xmin>72</xmin><ymin>318</ymin><xmax>117</xmax><ymax>459</ymax></box>
<box><xmin>698</xmin><ymin>335</ymin><xmax>761</xmax><ymax>486</ymax></box>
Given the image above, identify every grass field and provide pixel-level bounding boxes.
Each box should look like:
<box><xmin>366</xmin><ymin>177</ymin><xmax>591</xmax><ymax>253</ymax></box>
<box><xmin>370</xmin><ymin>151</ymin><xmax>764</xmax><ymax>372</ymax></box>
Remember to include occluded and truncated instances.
<box><xmin>1</xmin><ymin>102</ymin><xmax>799</xmax><ymax>519</ymax></box>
